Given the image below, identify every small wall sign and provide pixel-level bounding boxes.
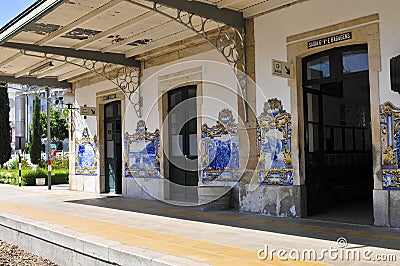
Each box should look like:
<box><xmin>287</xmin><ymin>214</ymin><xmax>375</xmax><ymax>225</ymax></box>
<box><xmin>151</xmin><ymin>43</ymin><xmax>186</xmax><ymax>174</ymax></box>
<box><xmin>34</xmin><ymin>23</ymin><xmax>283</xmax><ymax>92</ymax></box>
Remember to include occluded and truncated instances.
<box><xmin>103</xmin><ymin>93</ymin><xmax>117</xmax><ymax>101</ymax></box>
<box><xmin>80</xmin><ymin>106</ymin><xmax>96</xmax><ymax>116</ymax></box>
<box><xmin>272</xmin><ymin>59</ymin><xmax>292</xmax><ymax>79</ymax></box>
<box><xmin>308</xmin><ymin>32</ymin><xmax>352</xmax><ymax>49</ymax></box>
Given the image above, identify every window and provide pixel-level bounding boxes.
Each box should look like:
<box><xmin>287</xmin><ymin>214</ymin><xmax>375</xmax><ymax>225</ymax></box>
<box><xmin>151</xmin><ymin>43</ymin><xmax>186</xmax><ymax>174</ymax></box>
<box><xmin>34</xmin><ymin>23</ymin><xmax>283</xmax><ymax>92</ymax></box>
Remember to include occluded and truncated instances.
<box><xmin>307</xmin><ymin>56</ymin><xmax>330</xmax><ymax>80</ymax></box>
<box><xmin>342</xmin><ymin>50</ymin><xmax>368</xmax><ymax>74</ymax></box>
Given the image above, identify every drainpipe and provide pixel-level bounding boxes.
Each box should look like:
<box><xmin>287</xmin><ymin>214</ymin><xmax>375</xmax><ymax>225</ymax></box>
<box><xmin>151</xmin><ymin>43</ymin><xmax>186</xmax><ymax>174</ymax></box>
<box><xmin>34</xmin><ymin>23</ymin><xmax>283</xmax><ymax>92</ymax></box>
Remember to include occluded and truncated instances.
<box><xmin>46</xmin><ymin>87</ymin><xmax>51</xmax><ymax>190</ymax></box>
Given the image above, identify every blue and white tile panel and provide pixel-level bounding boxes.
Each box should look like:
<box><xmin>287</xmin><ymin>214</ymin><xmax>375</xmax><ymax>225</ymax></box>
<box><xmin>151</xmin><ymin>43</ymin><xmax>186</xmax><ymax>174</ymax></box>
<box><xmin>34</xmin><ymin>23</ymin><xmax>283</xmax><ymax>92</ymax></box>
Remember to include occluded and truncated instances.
<box><xmin>381</xmin><ymin>102</ymin><xmax>400</xmax><ymax>190</ymax></box>
<box><xmin>75</xmin><ymin>128</ymin><xmax>98</xmax><ymax>176</ymax></box>
<box><xmin>201</xmin><ymin>109</ymin><xmax>240</xmax><ymax>182</ymax></box>
<box><xmin>257</xmin><ymin>99</ymin><xmax>293</xmax><ymax>185</ymax></box>
<box><xmin>125</xmin><ymin>120</ymin><xmax>160</xmax><ymax>178</ymax></box>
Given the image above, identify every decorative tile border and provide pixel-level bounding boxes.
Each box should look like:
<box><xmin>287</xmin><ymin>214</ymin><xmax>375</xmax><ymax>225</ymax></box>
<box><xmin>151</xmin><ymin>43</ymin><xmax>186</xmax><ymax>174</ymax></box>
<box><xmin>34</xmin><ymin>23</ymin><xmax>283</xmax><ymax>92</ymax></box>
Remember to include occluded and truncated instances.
<box><xmin>125</xmin><ymin>120</ymin><xmax>160</xmax><ymax>178</ymax></box>
<box><xmin>257</xmin><ymin>99</ymin><xmax>293</xmax><ymax>185</ymax></box>
<box><xmin>201</xmin><ymin>109</ymin><xmax>240</xmax><ymax>182</ymax></box>
<box><xmin>380</xmin><ymin>102</ymin><xmax>400</xmax><ymax>189</ymax></box>
<box><xmin>75</xmin><ymin>128</ymin><xmax>98</xmax><ymax>176</ymax></box>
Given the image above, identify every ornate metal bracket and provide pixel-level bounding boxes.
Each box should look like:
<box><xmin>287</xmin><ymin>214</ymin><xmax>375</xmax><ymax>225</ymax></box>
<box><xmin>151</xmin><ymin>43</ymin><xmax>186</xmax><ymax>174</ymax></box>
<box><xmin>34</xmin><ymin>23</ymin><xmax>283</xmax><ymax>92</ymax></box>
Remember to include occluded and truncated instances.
<box><xmin>19</xmin><ymin>50</ymin><xmax>141</xmax><ymax>102</ymax></box>
<box><xmin>128</xmin><ymin>0</ymin><xmax>248</xmax><ymax>120</ymax></box>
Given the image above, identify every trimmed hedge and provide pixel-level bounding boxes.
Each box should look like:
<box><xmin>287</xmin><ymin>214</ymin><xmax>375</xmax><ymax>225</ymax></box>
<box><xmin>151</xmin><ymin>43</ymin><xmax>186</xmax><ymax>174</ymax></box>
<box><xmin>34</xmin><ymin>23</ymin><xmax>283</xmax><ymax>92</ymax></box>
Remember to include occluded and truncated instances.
<box><xmin>0</xmin><ymin>168</ymin><xmax>69</xmax><ymax>186</ymax></box>
<box><xmin>49</xmin><ymin>169</ymin><xmax>69</xmax><ymax>185</ymax></box>
<box><xmin>22</xmin><ymin>168</ymin><xmax>47</xmax><ymax>186</ymax></box>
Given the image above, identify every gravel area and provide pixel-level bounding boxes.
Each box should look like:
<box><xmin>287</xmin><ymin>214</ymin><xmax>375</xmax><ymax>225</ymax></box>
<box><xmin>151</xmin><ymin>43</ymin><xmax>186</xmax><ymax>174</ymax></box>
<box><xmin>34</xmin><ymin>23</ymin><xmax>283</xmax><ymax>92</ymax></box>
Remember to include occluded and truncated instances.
<box><xmin>0</xmin><ymin>240</ymin><xmax>57</xmax><ymax>266</ymax></box>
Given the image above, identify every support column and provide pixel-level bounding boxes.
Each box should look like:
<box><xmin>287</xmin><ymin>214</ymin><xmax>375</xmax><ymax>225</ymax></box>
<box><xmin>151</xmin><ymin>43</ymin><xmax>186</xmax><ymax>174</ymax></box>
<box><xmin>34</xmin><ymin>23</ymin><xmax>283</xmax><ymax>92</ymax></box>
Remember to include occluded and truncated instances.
<box><xmin>235</xmin><ymin>18</ymin><xmax>258</xmax><ymax>209</ymax></box>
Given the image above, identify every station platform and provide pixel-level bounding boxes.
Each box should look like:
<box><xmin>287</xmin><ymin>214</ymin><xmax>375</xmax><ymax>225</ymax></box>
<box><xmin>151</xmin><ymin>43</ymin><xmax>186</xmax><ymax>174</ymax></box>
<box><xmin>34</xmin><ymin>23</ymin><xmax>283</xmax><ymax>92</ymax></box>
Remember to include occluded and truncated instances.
<box><xmin>0</xmin><ymin>184</ymin><xmax>398</xmax><ymax>265</ymax></box>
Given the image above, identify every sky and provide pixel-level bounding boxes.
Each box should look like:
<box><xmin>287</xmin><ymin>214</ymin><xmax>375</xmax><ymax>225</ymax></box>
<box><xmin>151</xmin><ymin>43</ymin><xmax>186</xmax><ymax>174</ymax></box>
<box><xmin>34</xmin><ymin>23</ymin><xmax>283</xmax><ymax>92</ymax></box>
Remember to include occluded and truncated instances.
<box><xmin>0</xmin><ymin>0</ymin><xmax>38</xmax><ymax>28</ymax></box>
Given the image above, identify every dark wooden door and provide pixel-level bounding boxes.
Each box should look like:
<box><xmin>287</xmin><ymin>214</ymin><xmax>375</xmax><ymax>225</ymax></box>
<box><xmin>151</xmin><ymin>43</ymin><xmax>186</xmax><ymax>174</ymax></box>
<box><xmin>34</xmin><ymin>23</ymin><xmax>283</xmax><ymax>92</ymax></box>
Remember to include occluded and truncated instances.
<box><xmin>168</xmin><ymin>86</ymin><xmax>198</xmax><ymax>202</ymax></box>
<box><xmin>104</xmin><ymin>101</ymin><xmax>122</xmax><ymax>194</ymax></box>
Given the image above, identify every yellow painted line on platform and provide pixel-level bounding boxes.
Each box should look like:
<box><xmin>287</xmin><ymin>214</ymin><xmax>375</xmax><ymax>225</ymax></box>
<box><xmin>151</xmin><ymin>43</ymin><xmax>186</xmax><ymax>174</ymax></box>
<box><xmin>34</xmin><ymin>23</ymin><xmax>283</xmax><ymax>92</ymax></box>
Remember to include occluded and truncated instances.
<box><xmin>98</xmin><ymin>200</ymin><xmax>400</xmax><ymax>242</ymax></box>
<box><xmin>1</xmin><ymin>185</ymin><xmax>399</xmax><ymax>243</ymax></box>
<box><xmin>0</xmin><ymin>200</ymin><xmax>320</xmax><ymax>266</ymax></box>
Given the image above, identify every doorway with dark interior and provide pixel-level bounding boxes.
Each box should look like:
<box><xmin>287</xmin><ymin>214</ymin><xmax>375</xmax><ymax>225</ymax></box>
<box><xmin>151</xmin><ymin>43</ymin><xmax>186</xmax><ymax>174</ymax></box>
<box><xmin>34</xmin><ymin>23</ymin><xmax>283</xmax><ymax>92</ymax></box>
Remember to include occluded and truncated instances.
<box><xmin>104</xmin><ymin>100</ymin><xmax>122</xmax><ymax>194</ymax></box>
<box><xmin>303</xmin><ymin>44</ymin><xmax>373</xmax><ymax>225</ymax></box>
<box><xmin>167</xmin><ymin>85</ymin><xmax>198</xmax><ymax>202</ymax></box>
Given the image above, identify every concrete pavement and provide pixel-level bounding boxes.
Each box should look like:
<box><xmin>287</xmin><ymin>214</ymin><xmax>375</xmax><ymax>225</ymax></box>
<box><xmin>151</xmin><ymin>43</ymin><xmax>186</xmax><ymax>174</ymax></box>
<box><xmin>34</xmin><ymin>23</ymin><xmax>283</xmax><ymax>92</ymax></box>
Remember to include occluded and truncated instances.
<box><xmin>0</xmin><ymin>184</ymin><xmax>398</xmax><ymax>265</ymax></box>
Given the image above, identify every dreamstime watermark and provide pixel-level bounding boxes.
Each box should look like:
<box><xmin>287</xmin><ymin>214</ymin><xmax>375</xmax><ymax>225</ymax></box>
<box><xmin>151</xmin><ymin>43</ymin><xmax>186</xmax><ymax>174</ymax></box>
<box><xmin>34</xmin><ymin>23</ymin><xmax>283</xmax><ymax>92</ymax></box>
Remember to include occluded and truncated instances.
<box><xmin>257</xmin><ymin>237</ymin><xmax>397</xmax><ymax>262</ymax></box>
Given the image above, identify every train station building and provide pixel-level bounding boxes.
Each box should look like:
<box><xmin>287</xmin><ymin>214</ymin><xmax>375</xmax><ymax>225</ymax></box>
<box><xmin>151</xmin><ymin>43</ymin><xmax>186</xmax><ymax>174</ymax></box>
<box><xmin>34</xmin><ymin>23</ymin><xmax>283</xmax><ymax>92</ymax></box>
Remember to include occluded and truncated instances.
<box><xmin>0</xmin><ymin>0</ymin><xmax>399</xmax><ymax>228</ymax></box>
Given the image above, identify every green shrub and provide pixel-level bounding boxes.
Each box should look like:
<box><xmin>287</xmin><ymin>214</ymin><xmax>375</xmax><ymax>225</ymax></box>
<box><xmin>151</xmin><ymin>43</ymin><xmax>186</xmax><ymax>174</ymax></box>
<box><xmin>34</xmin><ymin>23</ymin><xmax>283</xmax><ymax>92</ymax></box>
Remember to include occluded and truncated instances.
<box><xmin>8</xmin><ymin>157</ymin><xmax>29</xmax><ymax>170</ymax></box>
<box><xmin>50</xmin><ymin>169</ymin><xmax>69</xmax><ymax>185</ymax></box>
<box><xmin>52</xmin><ymin>155</ymin><xmax>69</xmax><ymax>170</ymax></box>
<box><xmin>0</xmin><ymin>168</ymin><xmax>68</xmax><ymax>186</ymax></box>
<box><xmin>0</xmin><ymin>169</ymin><xmax>18</xmax><ymax>185</ymax></box>
<box><xmin>22</xmin><ymin>168</ymin><xmax>47</xmax><ymax>186</ymax></box>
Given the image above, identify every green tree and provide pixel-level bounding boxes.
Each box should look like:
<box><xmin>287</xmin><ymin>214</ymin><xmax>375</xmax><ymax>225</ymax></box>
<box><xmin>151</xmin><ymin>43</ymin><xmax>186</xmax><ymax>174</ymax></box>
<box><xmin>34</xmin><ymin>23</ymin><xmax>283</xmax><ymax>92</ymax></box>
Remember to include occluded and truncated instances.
<box><xmin>50</xmin><ymin>108</ymin><xmax>69</xmax><ymax>141</ymax></box>
<box><xmin>0</xmin><ymin>82</ymin><xmax>12</xmax><ymax>167</ymax></box>
<box><xmin>30</xmin><ymin>95</ymin><xmax>42</xmax><ymax>165</ymax></box>
<box><xmin>39</xmin><ymin>111</ymin><xmax>47</xmax><ymax>138</ymax></box>
<box><xmin>39</xmin><ymin>106</ymin><xmax>69</xmax><ymax>141</ymax></box>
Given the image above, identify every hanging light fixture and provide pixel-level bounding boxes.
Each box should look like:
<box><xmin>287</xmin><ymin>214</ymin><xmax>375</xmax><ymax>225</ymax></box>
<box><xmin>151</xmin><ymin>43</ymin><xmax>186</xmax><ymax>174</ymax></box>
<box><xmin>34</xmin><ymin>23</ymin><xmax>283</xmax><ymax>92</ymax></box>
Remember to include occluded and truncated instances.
<box><xmin>29</xmin><ymin>61</ymin><xmax>54</xmax><ymax>75</ymax></box>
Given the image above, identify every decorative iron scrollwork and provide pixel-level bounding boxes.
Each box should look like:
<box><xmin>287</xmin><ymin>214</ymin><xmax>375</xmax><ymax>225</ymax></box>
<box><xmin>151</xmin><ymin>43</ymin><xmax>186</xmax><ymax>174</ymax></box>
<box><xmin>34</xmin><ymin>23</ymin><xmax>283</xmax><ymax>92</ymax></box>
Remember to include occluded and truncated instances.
<box><xmin>128</xmin><ymin>0</ymin><xmax>248</xmax><ymax>119</ymax></box>
<box><xmin>20</xmin><ymin>50</ymin><xmax>140</xmax><ymax>101</ymax></box>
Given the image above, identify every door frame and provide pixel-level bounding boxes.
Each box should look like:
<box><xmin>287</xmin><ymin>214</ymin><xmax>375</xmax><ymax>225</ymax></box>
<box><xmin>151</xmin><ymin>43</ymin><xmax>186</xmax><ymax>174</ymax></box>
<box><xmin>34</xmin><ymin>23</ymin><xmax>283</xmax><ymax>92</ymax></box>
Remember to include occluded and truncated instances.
<box><xmin>286</xmin><ymin>15</ymin><xmax>382</xmax><ymax>217</ymax></box>
<box><xmin>167</xmin><ymin>85</ymin><xmax>199</xmax><ymax>201</ymax></box>
<box><xmin>157</xmin><ymin>67</ymin><xmax>203</xmax><ymax>200</ymax></box>
<box><xmin>96</xmin><ymin>88</ymin><xmax>126</xmax><ymax>194</ymax></box>
<box><xmin>104</xmin><ymin>100</ymin><xmax>123</xmax><ymax>194</ymax></box>
<box><xmin>302</xmin><ymin>44</ymin><xmax>373</xmax><ymax>215</ymax></box>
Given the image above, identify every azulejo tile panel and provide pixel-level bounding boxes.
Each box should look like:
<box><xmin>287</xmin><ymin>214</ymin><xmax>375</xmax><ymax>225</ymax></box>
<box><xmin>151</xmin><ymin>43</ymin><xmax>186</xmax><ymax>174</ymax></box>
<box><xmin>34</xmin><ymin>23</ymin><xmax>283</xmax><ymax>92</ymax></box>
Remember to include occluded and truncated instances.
<box><xmin>380</xmin><ymin>102</ymin><xmax>400</xmax><ymax>190</ymax></box>
<box><xmin>75</xmin><ymin>128</ymin><xmax>98</xmax><ymax>176</ymax></box>
<box><xmin>201</xmin><ymin>109</ymin><xmax>240</xmax><ymax>182</ymax></box>
<box><xmin>125</xmin><ymin>120</ymin><xmax>160</xmax><ymax>178</ymax></box>
<box><xmin>257</xmin><ymin>99</ymin><xmax>293</xmax><ymax>185</ymax></box>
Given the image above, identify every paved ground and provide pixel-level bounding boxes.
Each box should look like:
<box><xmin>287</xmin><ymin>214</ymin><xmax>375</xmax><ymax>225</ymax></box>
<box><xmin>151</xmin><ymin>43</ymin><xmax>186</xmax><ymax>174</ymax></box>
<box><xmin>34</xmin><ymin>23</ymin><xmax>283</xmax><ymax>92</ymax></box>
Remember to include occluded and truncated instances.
<box><xmin>0</xmin><ymin>184</ymin><xmax>399</xmax><ymax>265</ymax></box>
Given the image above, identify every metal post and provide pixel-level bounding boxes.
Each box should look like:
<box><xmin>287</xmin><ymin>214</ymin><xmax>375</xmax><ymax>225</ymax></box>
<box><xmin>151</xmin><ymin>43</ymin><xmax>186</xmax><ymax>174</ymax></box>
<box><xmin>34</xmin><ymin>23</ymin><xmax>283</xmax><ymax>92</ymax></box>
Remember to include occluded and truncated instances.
<box><xmin>26</xmin><ymin>94</ymin><xmax>29</xmax><ymax>144</ymax></box>
<box><xmin>46</xmin><ymin>87</ymin><xmax>51</xmax><ymax>190</ymax></box>
<box><xmin>18</xmin><ymin>153</ymin><xmax>21</xmax><ymax>187</ymax></box>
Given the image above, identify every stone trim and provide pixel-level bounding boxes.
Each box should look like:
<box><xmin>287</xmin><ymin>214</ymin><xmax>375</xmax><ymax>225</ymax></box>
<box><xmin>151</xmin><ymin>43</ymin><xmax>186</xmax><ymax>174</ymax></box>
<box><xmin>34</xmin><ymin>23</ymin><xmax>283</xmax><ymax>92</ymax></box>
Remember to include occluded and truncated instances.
<box><xmin>287</xmin><ymin>14</ymin><xmax>379</xmax><ymax>44</ymax></box>
<box><xmin>95</xmin><ymin>89</ymin><xmax>126</xmax><ymax>193</ymax></box>
<box><xmin>157</xmin><ymin>67</ymin><xmax>203</xmax><ymax>199</ymax></box>
<box><xmin>287</xmin><ymin>21</ymin><xmax>381</xmax><ymax>189</ymax></box>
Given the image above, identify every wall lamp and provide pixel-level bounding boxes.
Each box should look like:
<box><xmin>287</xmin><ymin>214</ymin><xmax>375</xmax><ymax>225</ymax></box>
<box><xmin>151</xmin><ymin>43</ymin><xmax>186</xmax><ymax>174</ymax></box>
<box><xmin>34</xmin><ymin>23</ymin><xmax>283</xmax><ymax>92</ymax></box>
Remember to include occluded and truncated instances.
<box><xmin>29</xmin><ymin>61</ymin><xmax>54</xmax><ymax>75</ymax></box>
<box><xmin>63</xmin><ymin>91</ymin><xmax>77</xmax><ymax>109</ymax></box>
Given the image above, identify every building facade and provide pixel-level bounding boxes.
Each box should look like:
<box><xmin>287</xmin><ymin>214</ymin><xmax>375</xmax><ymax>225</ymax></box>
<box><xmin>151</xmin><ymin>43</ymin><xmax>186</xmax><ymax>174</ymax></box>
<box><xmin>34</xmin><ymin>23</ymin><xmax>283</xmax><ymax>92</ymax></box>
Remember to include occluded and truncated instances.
<box><xmin>0</xmin><ymin>0</ymin><xmax>399</xmax><ymax>227</ymax></box>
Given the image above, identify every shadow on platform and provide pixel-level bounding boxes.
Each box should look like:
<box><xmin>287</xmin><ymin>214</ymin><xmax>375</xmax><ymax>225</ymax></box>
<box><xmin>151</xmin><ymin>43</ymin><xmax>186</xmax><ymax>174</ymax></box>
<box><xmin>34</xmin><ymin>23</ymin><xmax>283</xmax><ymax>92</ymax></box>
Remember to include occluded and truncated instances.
<box><xmin>67</xmin><ymin>196</ymin><xmax>400</xmax><ymax>251</ymax></box>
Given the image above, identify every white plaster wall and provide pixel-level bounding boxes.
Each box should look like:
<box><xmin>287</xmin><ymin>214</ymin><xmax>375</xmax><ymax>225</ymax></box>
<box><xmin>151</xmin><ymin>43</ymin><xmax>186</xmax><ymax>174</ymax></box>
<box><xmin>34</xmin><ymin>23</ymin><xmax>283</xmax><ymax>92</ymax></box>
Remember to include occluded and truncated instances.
<box><xmin>255</xmin><ymin>0</ymin><xmax>400</xmax><ymax>114</ymax></box>
<box><xmin>73</xmin><ymin>49</ymin><xmax>239</xmax><ymax>158</ymax></box>
<box><xmin>75</xmin><ymin>80</ymin><xmax>113</xmax><ymax>137</ymax></box>
<box><xmin>126</xmin><ymin>49</ymin><xmax>239</xmax><ymax>134</ymax></box>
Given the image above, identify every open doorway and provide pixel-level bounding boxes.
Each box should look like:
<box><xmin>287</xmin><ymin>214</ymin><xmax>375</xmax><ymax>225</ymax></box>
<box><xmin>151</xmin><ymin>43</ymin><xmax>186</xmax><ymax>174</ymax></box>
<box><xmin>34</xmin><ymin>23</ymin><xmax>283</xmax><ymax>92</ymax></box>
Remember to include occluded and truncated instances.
<box><xmin>303</xmin><ymin>44</ymin><xmax>373</xmax><ymax>224</ymax></box>
<box><xmin>167</xmin><ymin>85</ymin><xmax>198</xmax><ymax>202</ymax></box>
<box><xmin>104</xmin><ymin>100</ymin><xmax>122</xmax><ymax>194</ymax></box>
